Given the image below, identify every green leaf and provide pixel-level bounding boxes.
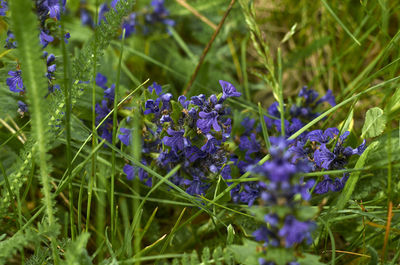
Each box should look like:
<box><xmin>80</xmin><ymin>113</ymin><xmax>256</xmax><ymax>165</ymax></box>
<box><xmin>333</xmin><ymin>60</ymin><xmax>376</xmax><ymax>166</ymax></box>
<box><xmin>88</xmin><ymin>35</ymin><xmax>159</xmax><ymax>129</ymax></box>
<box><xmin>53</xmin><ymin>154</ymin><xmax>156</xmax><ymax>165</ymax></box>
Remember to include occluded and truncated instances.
<box><xmin>335</xmin><ymin>141</ymin><xmax>378</xmax><ymax>210</ymax></box>
<box><xmin>297</xmin><ymin>253</ymin><xmax>326</xmax><ymax>265</ymax></box>
<box><xmin>297</xmin><ymin>206</ymin><xmax>319</xmax><ymax>221</ymax></box>
<box><xmin>62</xmin><ymin>233</ymin><xmax>92</xmax><ymax>265</ymax></box>
<box><xmin>361</xmin><ymin>107</ymin><xmax>387</xmax><ymax>138</ymax></box>
<box><xmin>228</xmin><ymin>239</ymin><xmax>258</xmax><ymax>265</ymax></box>
<box><xmin>265</xmin><ymin>248</ymin><xmax>295</xmax><ymax>265</ymax></box>
<box><xmin>226</xmin><ymin>224</ymin><xmax>235</xmax><ymax>245</ymax></box>
<box><xmin>281</xmin><ymin>23</ymin><xmax>297</xmax><ymax>43</ymax></box>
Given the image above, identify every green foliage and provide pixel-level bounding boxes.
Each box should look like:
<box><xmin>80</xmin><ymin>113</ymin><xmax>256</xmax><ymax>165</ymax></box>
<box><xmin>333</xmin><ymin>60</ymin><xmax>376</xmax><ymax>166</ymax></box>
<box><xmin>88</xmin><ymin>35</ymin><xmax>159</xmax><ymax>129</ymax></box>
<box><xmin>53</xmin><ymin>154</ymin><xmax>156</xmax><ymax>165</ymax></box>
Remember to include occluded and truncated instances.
<box><xmin>9</xmin><ymin>5</ymin><xmax>57</xmax><ymax>258</ymax></box>
<box><xmin>171</xmin><ymin>247</ymin><xmax>234</xmax><ymax>265</ymax></box>
<box><xmin>62</xmin><ymin>233</ymin><xmax>92</xmax><ymax>265</ymax></box>
<box><xmin>228</xmin><ymin>239</ymin><xmax>258</xmax><ymax>265</ymax></box>
<box><xmin>297</xmin><ymin>253</ymin><xmax>326</xmax><ymax>265</ymax></box>
<box><xmin>0</xmin><ymin>231</ymin><xmax>36</xmax><ymax>265</ymax></box>
<box><xmin>361</xmin><ymin>107</ymin><xmax>387</xmax><ymax>138</ymax></box>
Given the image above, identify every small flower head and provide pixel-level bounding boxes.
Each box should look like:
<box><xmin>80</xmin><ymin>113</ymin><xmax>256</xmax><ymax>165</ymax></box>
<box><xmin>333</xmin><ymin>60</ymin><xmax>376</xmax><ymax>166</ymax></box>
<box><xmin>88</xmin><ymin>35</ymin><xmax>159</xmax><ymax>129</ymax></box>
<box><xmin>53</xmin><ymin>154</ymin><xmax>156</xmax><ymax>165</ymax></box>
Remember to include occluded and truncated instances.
<box><xmin>7</xmin><ymin>70</ymin><xmax>24</xmax><ymax>93</ymax></box>
<box><xmin>219</xmin><ymin>80</ymin><xmax>241</xmax><ymax>101</ymax></box>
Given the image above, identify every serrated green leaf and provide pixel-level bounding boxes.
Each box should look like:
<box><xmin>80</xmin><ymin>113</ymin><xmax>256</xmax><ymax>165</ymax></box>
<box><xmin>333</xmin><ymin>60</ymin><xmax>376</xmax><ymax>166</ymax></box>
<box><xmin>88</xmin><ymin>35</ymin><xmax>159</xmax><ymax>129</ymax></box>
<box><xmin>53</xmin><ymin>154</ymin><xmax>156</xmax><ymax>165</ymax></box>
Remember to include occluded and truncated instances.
<box><xmin>361</xmin><ymin>107</ymin><xmax>386</xmax><ymax>138</ymax></box>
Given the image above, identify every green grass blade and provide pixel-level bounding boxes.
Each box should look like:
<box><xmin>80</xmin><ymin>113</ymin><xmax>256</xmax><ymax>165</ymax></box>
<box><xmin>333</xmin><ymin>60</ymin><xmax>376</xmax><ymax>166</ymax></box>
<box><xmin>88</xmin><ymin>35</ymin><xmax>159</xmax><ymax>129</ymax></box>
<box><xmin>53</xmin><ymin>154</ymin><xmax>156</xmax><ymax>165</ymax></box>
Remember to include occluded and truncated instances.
<box><xmin>321</xmin><ymin>0</ymin><xmax>361</xmax><ymax>46</ymax></box>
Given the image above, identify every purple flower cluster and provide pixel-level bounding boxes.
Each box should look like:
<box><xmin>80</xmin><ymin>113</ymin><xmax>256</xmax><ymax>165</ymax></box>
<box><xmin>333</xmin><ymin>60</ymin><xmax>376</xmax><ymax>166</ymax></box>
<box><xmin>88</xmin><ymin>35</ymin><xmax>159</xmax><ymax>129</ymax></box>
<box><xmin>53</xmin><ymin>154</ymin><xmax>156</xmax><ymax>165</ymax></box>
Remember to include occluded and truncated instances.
<box><xmin>3</xmin><ymin>0</ymin><xmax>69</xmax><ymax>115</ymax></box>
<box><xmin>251</xmin><ymin>137</ymin><xmax>315</xmax><ymax>264</ymax></box>
<box><xmin>94</xmin><ymin>73</ymin><xmax>117</xmax><ymax>143</ymax></box>
<box><xmin>81</xmin><ymin>0</ymin><xmax>174</xmax><ymax>37</ymax></box>
<box><xmin>119</xmin><ymin>80</ymin><xmax>241</xmax><ymax>194</ymax></box>
<box><xmin>294</xmin><ymin>128</ymin><xmax>366</xmax><ymax>194</ymax></box>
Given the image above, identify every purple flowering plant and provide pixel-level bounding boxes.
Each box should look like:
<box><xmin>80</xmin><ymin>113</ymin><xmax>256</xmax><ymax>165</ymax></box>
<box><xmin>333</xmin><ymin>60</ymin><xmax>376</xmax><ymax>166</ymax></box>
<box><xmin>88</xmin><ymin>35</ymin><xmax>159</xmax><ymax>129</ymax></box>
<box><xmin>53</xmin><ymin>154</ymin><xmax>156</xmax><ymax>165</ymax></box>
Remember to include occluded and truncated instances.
<box><xmin>3</xmin><ymin>0</ymin><xmax>397</xmax><ymax>264</ymax></box>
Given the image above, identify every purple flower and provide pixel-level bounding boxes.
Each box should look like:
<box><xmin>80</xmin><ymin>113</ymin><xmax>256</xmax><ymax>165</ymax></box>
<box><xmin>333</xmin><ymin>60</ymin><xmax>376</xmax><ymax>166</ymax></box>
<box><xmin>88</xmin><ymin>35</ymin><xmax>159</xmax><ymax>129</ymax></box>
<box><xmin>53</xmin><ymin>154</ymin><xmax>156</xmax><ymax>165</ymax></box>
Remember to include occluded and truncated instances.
<box><xmin>253</xmin><ymin>226</ymin><xmax>270</xmax><ymax>242</ymax></box>
<box><xmin>96</xmin><ymin>73</ymin><xmax>108</xmax><ymax>89</ymax></box>
<box><xmin>160</xmin><ymin>114</ymin><xmax>172</xmax><ymax>123</ymax></box>
<box><xmin>143</xmin><ymin>99</ymin><xmax>160</xmax><ymax>115</ymax></box>
<box><xmin>40</xmin><ymin>30</ymin><xmax>54</xmax><ymax>48</ymax></box>
<box><xmin>123</xmin><ymin>163</ymin><xmax>151</xmax><ymax>186</ymax></box>
<box><xmin>100</xmin><ymin>125</ymin><xmax>112</xmax><ymax>143</ymax></box>
<box><xmin>314</xmin><ymin>144</ymin><xmax>335</xmax><ymax>169</ymax></box>
<box><xmin>307</xmin><ymin>127</ymin><xmax>339</xmax><ymax>143</ymax></box>
<box><xmin>118</xmin><ymin>127</ymin><xmax>131</xmax><ymax>146</ymax></box>
<box><xmin>0</xmin><ymin>0</ymin><xmax>7</xmax><ymax>16</ymax></box>
<box><xmin>241</xmin><ymin>117</ymin><xmax>255</xmax><ymax>135</ymax></box>
<box><xmin>95</xmin><ymin>100</ymin><xmax>110</xmax><ymax>123</ymax></box>
<box><xmin>6</xmin><ymin>70</ymin><xmax>24</xmax><ymax>93</ymax></box>
<box><xmin>278</xmin><ymin>215</ymin><xmax>314</xmax><ymax>247</ymax></box>
<box><xmin>98</xmin><ymin>4</ymin><xmax>109</xmax><ymax>23</ymax></box>
<box><xmin>64</xmin><ymin>32</ymin><xmax>70</xmax><ymax>44</ymax></box>
<box><xmin>185</xmin><ymin>146</ymin><xmax>206</xmax><ymax>162</ymax></box>
<box><xmin>18</xmin><ymin>101</ymin><xmax>28</xmax><ymax>114</ymax></box>
<box><xmin>185</xmin><ymin>176</ymin><xmax>207</xmax><ymax>195</ymax></box>
<box><xmin>148</xmin><ymin>82</ymin><xmax>163</xmax><ymax>95</ymax></box>
<box><xmin>239</xmin><ymin>133</ymin><xmax>260</xmax><ymax>158</ymax></box>
<box><xmin>299</xmin><ymin>86</ymin><xmax>319</xmax><ymax>105</ymax></box>
<box><xmin>178</xmin><ymin>95</ymin><xmax>190</xmax><ymax>108</ymax></box>
<box><xmin>5</xmin><ymin>31</ymin><xmax>16</xmax><ymax>49</ymax></box>
<box><xmin>163</xmin><ymin>129</ymin><xmax>185</xmax><ymax>152</ymax></box>
<box><xmin>122</xmin><ymin>13</ymin><xmax>137</xmax><ymax>37</ymax></box>
<box><xmin>190</xmin><ymin>94</ymin><xmax>206</xmax><ymax>107</ymax></box>
<box><xmin>81</xmin><ymin>9</ymin><xmax>93</xmax><ymax>26</ymax></box>
<box><xmin>43</xmin><ymin>0</ymin><xmax>66</xmax><ymax>20</ymax></box>
<box><xmin>314</xmin><ymin>175</ymin><xmax>333</xmax><ymax>194</ymax></box>
<box><xmin>104</xmin><ymin>84</ymin><xmax>115</xmax><ymax>102</ymax></box>
<box><xmin>196</xmin><ymin>111</ymin><xmax>221</xmax><ymax>133</ymax></box>
<box><xmin>219</xmin><ymin>80</ymin><xmax>241</xmax><ymax>101</ymax></box>
<box><xmin>265</xmin><ymin>214</ymin><xmax>279</xmax><ymax>227</ymax></box>
<box><xmin>317</xmin><ymin>89</ymin><xmax>336</xmax><ymax>106</ymax></box>
<box><xmin>110</xmin><ymin>0</ymin><xmax>120</xmax><ymax>8</ymax></box>
<box><xmin>201</xmin><ymin>134</ymin><xmax>219</xmax><ymax>154</ymax></box>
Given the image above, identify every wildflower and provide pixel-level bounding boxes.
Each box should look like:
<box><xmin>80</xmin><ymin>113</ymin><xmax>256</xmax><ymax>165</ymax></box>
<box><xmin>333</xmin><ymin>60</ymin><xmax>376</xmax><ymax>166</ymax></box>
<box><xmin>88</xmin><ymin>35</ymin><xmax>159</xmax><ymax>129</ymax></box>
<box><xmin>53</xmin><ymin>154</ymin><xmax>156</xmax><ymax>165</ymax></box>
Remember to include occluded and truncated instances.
<box><xmin>239</xmin><ymin>133</ymin><xmax>260</xmax><ymax>158</ymax></box>
<box><xmin>18</xmin><ymin>101</ymin><xmax>28</xmax><ymax>116</ymax></box>
<box><xmin>314</xmin><ymin>175</ymin><xmax>334</xmax><ymax>194</ymax></box>
<box><xmin>219</xmin><ymin>80</ymin><xmax>241</xmax><ymax>102</ymax></box>
<box><xmin>96</xmin><ymin>73</ymin><xmax>108</xmax><ymax>89</ymax></box>
<box><xmin>144</xmin><ymin>99</ymin><xmax>160</xmax><ymax>115</ymax></box>
<box><xmin>278</xmin><ymin>215</ymin><xmax>314</xmax><ymax>247</ymax></box>
<box><xmin>307</xmin><ymin>127</ymin><xmax>339</xmax><ymax>143</ymax></box>
<box><xmin>95</xmin><ymin>100</ymin><xmax>111</xmax><ymax>123</ymax></box>
<box><xmin>104</xmin><ymin>84</ymin><xmax>115</xmax><ymax>102</ymax></box>
<box><xmin>81</xmin><ymin>9</ymin><xmax>93</xmax><ymax>26</ymax></box>
<box><xmin>163</xmin><ymin>129</ymin><xmax>185</xmax><ymax>152</ymax></box>
<box><xmin>148</xmin><ymin>82</ymin><xmax>163</xmax><ymax>95</ymax></box>
<box><xmin>64</xmin><ymin>32</ymin><xmax>70</xmax><ymax>44</ymax></box>
<box><xmin>5</xmin><ymin>31</ymin><xmax>16</xmax><ymax>49</ymax></box>
<box><xmin>40</xmin><ymin>30</ymin><xmax>54</xmax><ymax>48</ymax></box>
<box><xmin>43</xmin><ymin>0</ymin><xmax>66</xmax><ymax>20</ymax></box>
<box><xmin>196</xmin><ymin>111</ymin><xmax>221</xmax><ymax>133</ymax></box>
<box><xmin>201</xmin><ymin>134</ymin><xmax>219</xmax><ymax>154</ymax></box>
<box><xmin>0</xmin><ymin>0</ymin><xmax>7</xmax><ymax>16</ymax></box>
<box><xmin>123</xmin><ymin>163</ymin><xmax>151</xmax><ymax>186</ymax></box>
<box><xmin>98</xmin><ymin>4</ymin><xmax>109</xmax><ymax>23</ymax></box>
<box><xmin>122</xmin><ymin>13</ymin><xmax>137</xmax><ymax>37</ymax></box>
<box><xmin>314</xmin><ymin>144</ymin><xmax>335</xmax><ymax>169</ymax></box>
<box><xmin>118</xmin><ymin>128</ymin><xmax>131</xmax><ymax>146</ymax></box>
<box><xmin>6</xmin><ymin>70</ymin><xmax>24</xmax><ymax>93</ymax></box>
<box><xmin>317</xmin><ymin>89</ymin><xmax>336</xmax><ymax>106</ymax></box>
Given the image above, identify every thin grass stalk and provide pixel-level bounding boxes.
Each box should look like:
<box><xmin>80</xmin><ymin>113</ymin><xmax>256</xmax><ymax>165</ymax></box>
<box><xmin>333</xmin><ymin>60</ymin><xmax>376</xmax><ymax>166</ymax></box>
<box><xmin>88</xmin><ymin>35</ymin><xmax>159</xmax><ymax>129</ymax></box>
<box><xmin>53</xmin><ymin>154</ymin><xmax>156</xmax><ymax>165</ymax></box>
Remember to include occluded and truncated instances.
<box><xmin>111</xmin><ymin>29</ymin><xmax>126</xmax><ymax>242</ymax></box>
<box><xmin>87</xmin><ymin>0</ymin><xmax>100</xmax><ymax>233</ymax></box>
